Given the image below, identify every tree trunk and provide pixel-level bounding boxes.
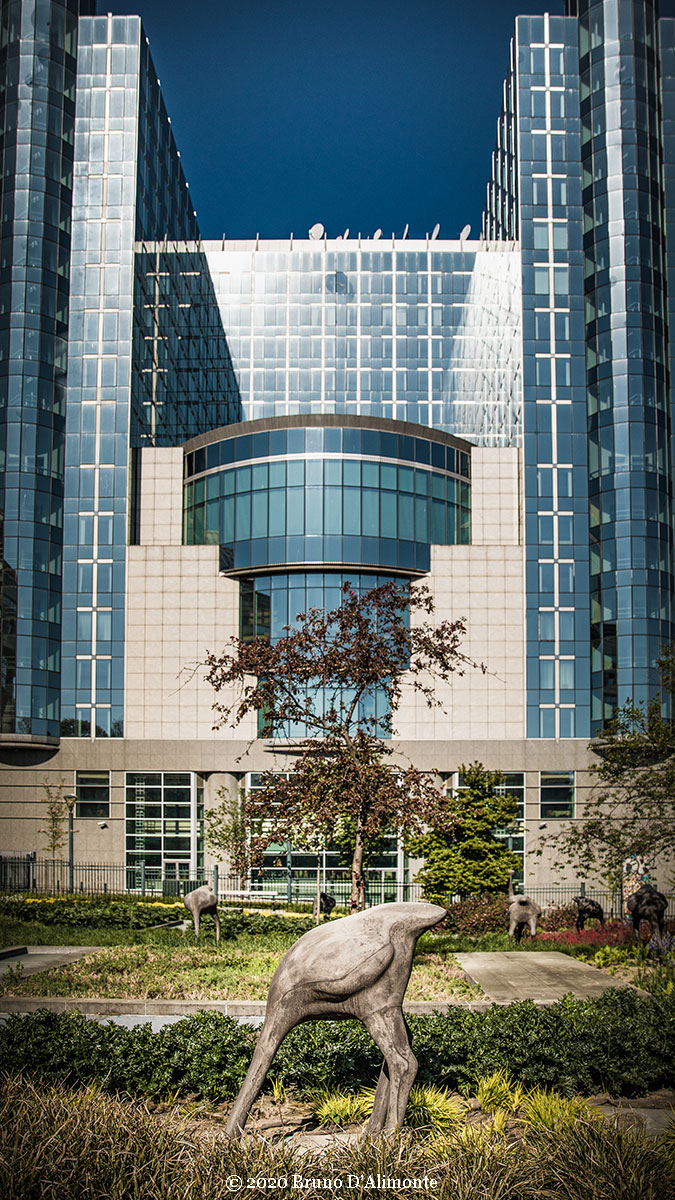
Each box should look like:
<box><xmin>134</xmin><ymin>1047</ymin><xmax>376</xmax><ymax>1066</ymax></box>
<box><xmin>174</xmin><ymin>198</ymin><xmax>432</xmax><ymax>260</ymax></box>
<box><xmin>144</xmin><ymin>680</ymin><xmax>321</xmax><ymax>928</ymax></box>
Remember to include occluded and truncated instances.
<box><xmin>351</xmin><ymin>826</ymin><xmax>366</xmax><ymax>912</ymax></box>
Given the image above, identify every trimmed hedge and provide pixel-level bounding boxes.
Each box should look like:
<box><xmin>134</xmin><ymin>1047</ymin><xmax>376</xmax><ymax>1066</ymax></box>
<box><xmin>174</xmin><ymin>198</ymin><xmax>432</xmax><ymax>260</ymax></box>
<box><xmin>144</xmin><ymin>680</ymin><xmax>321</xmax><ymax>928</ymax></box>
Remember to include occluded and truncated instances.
<box><xmin>0</xmin><ymin>897</ymin><xmax>186</xmax><ymax>929</ymax></box>
<box><xmin>0</xmin><ymin>896</ymin><xmax>316</xmax><ymax>937</ymax></box>
<box><xmin>2</xmin><ymin>988</ymin><xmax>674</xmax><ymax>1101</ymax></box>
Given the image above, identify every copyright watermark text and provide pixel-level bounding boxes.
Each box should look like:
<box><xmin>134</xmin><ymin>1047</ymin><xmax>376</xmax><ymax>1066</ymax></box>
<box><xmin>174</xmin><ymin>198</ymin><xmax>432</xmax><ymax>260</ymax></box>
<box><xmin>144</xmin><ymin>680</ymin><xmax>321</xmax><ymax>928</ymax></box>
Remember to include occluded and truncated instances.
<box><xmin>225</xmin><ymin>1174</ymin><xmax>438</xmax><ymax>1191</ymax></box>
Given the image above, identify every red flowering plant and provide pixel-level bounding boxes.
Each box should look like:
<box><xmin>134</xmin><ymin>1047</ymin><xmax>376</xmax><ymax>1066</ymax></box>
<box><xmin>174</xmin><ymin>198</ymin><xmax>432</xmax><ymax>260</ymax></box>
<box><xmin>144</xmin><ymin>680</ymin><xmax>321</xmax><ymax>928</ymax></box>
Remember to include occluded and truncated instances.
<box><xmin>538</xmin><ymin>920</ymin><xmax>634</xmax><ymax>948</ymax></box>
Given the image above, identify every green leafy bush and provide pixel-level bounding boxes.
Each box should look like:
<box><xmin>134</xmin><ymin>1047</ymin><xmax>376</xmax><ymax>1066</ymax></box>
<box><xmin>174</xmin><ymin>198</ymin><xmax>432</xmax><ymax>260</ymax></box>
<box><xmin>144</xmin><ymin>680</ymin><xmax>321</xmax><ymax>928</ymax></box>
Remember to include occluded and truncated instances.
<box><xmin>2</xmin><ymin>989</ymin><xmax>675</xmax><ymax>1102</ymax></box>
<box><xmin>442</xmin><ymin>895</ymin><xmax>509</xmax><ymax>934</ymax></box>
<box><xmin>219</xmin><ymin>911</ymin><xmax>315</xmax><ymax>938</ymax></box>
<box><xmin>593</xmin><ymin>944</ymin><xmax>637</xmax><ymax>969</ymax></box>
<box><xmin>412</xmin><ymin>989</ymin><xmax>675</xmax><ymax>1098</ymax></box>
<box><xmin>539</xmin><ymin>903</ymin><xmax>578</xmax><ymax>931</ymax></box>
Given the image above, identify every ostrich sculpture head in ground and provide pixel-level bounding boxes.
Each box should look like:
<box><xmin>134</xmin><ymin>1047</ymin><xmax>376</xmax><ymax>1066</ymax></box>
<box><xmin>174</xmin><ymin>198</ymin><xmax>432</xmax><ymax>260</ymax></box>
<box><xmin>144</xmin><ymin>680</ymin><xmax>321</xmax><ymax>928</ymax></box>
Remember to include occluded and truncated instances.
<box><xmin>573</xmin><ymin>896</ymin><xmax>604</xmax><ymax>933</ymax></box>
<box><xmin>627</xmin><ymin>882</ymin><xmax>668</xmax><ymax>950</ymax></box>
<box><xmin>183</xmin><ymin>884</ymin><xmax>221</xmax><ymax>943</ymax></box>
<box><xmin>225</xmin><ymin>901</ymin><xmax>446</xmax><ymax>1137</ymax></box>
<box><xmin>507</xmin><ymin>870</ymin><xmax>542</xmax><ymax>942</ymax></box>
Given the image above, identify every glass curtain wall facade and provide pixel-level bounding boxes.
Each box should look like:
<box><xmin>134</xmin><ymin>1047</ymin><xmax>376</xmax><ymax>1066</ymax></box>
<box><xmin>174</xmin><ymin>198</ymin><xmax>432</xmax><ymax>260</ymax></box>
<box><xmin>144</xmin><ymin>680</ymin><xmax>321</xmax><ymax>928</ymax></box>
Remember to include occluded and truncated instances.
<box><xmin>61</xmin><ymin>15</ymin><xmax>240</xmax><ymax>739</ymax></box>
<box><xmin>206</xmin><ymin>242</ymin><xmax>522</xmax><ymax>445</ymax></box>
<box><xmin>183</xmin><ymin>416</ymin><xmax>471</xmax><ymax>575</ymax></box>
<box><xmin>569</xmin><ymin>0</ymin><xmax>673</xmax><ymax>726</ymax></box>
<box><xmin>484</xmin><ymin>2</ymin><xmax>675</xmax><ymax>735</ymax></box>
<box><xmin>0</xmin><ymin>0</ymin><xmax>96</xmax><ymax>745</ymax></box>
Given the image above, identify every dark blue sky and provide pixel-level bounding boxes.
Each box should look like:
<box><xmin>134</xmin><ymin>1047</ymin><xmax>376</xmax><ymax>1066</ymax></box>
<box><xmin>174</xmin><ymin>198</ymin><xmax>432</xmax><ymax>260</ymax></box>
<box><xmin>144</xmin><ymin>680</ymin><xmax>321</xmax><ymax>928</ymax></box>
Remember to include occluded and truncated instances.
<box><xmin>106</xmin><ymin>0</ymin><xmax>675</xmax><ymax>240</ymax></box>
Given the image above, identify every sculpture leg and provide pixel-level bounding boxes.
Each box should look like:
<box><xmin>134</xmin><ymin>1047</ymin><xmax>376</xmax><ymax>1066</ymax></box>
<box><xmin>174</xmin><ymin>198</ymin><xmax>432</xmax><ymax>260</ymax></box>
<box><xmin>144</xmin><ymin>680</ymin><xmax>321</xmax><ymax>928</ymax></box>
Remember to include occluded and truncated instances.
<box><xmin>367</xmin><ymin>1015</ymin><xmax>413</xmax><ymax>1132</ymax></box>
<box><xmin>363</xmin><ymin>1008</ymin><xmax>417</xmax><ymax>1132</ymax></box>
<box><xmin>528</xmin><ymin>915</ymin><xmax>537</xmax><ymax>939</ymax></box>
<box><xmin>367</xmin><ymin>1062</ymin><xmax>390</xmax><ymax>1133</ymax></box>
<box><xmin>225</xmin><ymin>1013</ymin><xmax>297</xmax><ymax>1137</ymax></box>
<box><xmin>508</xmin><ymin>918</ymin><xmax>517</xmax><ymax>940</ymax></box>
<box><xmin>193</xmin><ymin>909</ymin><xmax>200</xmax><ymax>938</ymax></box>
<box><xmin>213</xmin><ymin>907</ymin><xmax>221</xmax><ymax>944</ymax></box>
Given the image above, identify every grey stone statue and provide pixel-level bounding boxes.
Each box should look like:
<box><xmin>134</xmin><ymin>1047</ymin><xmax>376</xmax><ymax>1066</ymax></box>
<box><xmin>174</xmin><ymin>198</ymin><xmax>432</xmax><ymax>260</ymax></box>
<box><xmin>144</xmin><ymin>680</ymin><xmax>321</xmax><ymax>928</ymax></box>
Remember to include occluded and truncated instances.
<box><xmin>507</xmin><ymin>870</ymin><xmax>541</xmax><ymax>942</ymax></box>
<box><xmin>626</xmin><ymin>882</ymin><xmax>668</xmax><ymax>950</ymax></box>
<box><xmin>183</xmin><ymin>883</ymin><xmax>221</xmax><ymax>943</ymax></box>
<box><xmin>224</xmin><ymin>901</ymin><xmax>446</xmax><ymax>1137</ymax></box>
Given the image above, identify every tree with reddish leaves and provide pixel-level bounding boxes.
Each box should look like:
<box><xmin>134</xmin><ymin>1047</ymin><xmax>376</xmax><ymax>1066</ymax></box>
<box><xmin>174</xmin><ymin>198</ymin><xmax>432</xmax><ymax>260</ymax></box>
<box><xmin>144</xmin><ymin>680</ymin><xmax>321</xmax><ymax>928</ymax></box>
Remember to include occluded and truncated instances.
<box><xmin>204</xmin><ymin>580</ymin><xmax>480</xmax><ymax>911</ymax></box>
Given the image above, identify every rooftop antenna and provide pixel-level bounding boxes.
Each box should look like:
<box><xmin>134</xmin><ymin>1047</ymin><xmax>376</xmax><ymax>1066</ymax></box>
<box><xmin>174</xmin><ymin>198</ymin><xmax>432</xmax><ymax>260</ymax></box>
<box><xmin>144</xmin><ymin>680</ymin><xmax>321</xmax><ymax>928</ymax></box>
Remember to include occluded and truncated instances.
<box><xmin>431</xmin><ymin>223</ymin><xmax>440</xmax><ymax>241</ymax></box>
<box><xmin>373</xmin><ymin>228</ymin><xmax>382</xmax><ymax>240</ymax></box>
<box><xmin>343</xmin><ymin>228</ymin><xmax>350</xmax><ymax>239</ymax></box>
<box><xmin>459</xmin><ymin>223</ymin><xmax>471</xmax><ymax>244</ymax></box>
<box><xmin>308</xmin><ymin>222</ymin><xmax>324</xmax><ymax>240</ymax></box>
<box><xmin>402</xmin><ymin>223</ymin><xmax>409</xmax><ymax>239</ymax></box>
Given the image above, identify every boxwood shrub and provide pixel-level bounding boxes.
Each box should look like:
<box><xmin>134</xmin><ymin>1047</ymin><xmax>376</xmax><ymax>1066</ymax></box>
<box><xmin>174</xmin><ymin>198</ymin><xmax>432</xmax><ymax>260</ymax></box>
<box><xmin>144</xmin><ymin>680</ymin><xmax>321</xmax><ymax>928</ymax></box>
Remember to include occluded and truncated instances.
<box><xmin>2</xmin><ymin>988</ymin><xmax>673</xmax><ymax>1101</ymax></box>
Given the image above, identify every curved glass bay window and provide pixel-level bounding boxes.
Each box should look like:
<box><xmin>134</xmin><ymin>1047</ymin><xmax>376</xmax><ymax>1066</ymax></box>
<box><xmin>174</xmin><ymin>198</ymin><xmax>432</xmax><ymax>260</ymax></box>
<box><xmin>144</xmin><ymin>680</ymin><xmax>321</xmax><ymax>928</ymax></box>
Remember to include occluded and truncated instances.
<box><xmin>183</xmin><ymin>417</ymin><xmax>471</xmax><ymax>574</ymax></box>
<box><xmin>241</xmin><ymin>572</ymin><xmax>402</xmax><ymax>737</ymax></box>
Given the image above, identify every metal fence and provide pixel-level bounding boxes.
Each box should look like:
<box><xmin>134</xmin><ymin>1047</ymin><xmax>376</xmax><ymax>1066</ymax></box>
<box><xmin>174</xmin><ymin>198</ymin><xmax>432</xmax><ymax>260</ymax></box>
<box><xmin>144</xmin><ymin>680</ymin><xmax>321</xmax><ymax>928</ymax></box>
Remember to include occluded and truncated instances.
<box><xmin>0</xmin><ymin>855</ymin><xmax>213</xmax><ymax>899</ymax></box>
<box><xmin>0</xmin><ymin>855</ymin><xmax>422</xmax><ymax>908</ymax></box>
<box><xmin>521</xmin><ymin>885</ymin><xmax>675</xmax><ymax>921</ymax></box>
<box><xmin>1</xmin><ymin>856</ymin><xmax>672</xmax><ymax>919</ymax></box>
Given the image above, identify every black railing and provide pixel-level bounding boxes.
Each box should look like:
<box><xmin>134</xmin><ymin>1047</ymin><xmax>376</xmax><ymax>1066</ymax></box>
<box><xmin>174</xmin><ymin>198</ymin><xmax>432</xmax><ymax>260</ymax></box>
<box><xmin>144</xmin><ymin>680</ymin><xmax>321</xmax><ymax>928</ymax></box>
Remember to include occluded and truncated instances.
<box><xmin>0</xmin><ymin>856</ymin><xmax>421</xmax><ymax>908</ymax></box>
<box><xmin>3</xmin><ymin>857</ymin><xmax>671</xmax><ymax>919</ymax></box>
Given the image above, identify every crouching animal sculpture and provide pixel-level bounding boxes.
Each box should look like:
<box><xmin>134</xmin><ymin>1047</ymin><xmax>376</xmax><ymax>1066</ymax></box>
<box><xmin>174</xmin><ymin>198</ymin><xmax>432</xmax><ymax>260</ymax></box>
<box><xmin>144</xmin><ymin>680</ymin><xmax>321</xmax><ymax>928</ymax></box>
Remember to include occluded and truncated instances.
<box><xmin>224</xmin><ymin>901</ymin><xmax>446</xmax><ymax>1137</ymax></box>
<box><xmin>507</xmin><ymin>870</ymin><xmax>541</xmax><ymax>942</ymax></box>
<box><xmin>312</xmin><ymin>891</ymin><xmax>336</xmax><ymax>920</ymax></box>
<box><xmin>626</xmin><ymin>882</ymin><xmax>668</xmax><ymax>950</ymax></box>
<box><xmin>183</xmin><ymin>884</ymin><xmax>220</xmax><ymax>943</ymax></box>
<box><xmin>574</xmin><ymin>896</ymin><xmax>604</xmax><ymax>933</ymax></box>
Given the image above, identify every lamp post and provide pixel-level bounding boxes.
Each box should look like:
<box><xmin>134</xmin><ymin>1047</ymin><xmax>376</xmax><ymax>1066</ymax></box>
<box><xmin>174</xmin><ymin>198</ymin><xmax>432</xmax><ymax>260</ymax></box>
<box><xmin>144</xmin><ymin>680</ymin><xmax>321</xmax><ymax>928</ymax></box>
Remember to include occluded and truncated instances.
<box><xmin>286</xmin><ymin>840</ymin><xmax>293</xmax><ymax>905</ymax></box>
<box><xmin>63</xmin><ymin>793</ymin><xmax>77</xmax><ymax>894</ymax></box>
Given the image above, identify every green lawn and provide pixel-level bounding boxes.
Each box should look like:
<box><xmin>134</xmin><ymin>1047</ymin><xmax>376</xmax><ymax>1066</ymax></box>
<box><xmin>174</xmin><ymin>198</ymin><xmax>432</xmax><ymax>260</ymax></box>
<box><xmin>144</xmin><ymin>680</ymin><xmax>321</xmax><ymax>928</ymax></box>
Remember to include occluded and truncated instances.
<box><xmin>0</xmin><ymin>923</ymin><xmax>483</xmax><ymax>1002</ymax></box>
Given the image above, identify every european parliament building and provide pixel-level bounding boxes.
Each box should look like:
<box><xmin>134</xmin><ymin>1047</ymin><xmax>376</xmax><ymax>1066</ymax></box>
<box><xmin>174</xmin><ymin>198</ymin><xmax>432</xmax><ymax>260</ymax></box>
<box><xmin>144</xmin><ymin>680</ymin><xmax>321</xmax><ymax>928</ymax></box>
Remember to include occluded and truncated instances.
<box><xmin>1</xmin><ymin>0</ymin><xmax>673</xmax><ymax>894</ymax></box>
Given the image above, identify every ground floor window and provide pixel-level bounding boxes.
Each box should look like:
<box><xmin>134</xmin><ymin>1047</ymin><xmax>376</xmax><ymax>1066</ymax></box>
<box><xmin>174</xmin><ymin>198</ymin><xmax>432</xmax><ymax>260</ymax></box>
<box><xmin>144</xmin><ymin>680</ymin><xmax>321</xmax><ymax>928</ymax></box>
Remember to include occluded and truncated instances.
<box><xmin>494</xmin><ymin>772</ymin><xmax>525</xmax><ymax>884</ymax></box>
<box><xmin>245</xmin><ymin>772</ymin><xmax>404</xmax><ymax>903</ymax></box>
<box><xmin>540</xmin><ymin>770</ymin><xmax>575</xmax><ymax>819</ymax></box>
<box><xmin>125</xmin><ymin>772</ymin><xmax>203</xmax><ymax>880</ymax></box>
<box><xmin>74</xmin><ymin>770</ymin><xmax>110</xmax><ymax>819</ymax></box>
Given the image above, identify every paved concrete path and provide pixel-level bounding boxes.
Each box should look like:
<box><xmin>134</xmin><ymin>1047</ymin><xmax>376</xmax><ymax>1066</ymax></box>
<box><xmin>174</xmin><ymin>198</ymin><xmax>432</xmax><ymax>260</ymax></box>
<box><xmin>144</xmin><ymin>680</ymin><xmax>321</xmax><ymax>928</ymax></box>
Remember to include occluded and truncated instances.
<box><xmin>0</xmin><ymin>945</ymin><xmax>101</xmax><ymax>977</ymax></box>
<box><xmin>455</xmin><ymin>950</ymin><xmax>640</xmax><ymax>1003</ymax></box>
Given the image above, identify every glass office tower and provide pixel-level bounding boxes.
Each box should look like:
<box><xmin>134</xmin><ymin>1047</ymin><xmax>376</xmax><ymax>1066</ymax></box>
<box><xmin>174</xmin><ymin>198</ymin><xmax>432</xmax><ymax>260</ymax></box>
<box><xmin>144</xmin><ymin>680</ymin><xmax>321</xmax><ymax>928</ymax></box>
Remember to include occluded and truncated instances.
<box><xmin>0</xmin><ymin>0</ymin><xmax>96</xmax><ymax>745</ymax></box>
<box><xmin>568</xmin><ymin>0</ymin><xmax>673</xmax><ymax>727</ymax></box>
<box><xmin>485</xmin><ymin>0</ymin><xmax>675</xmax><ymax>733</ymax></box>
<box><xmin>60</xmin><ymin>15</ymin><xmax>240</xmax><ymax>739</ymax></box>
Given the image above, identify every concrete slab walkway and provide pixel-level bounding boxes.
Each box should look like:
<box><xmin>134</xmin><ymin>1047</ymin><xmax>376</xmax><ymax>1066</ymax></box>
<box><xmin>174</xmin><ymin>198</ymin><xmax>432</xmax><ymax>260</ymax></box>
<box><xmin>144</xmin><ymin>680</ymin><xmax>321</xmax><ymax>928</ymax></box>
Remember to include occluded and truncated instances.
<box><xmin>0</xmin><ymin>945</ymin><xmax>101</xmax><ymax>977</ymax></box>
<box><xmin>455</xmin><ymin>950</ymin><xmax>641</xmax><ymax>1003</ymax></box>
